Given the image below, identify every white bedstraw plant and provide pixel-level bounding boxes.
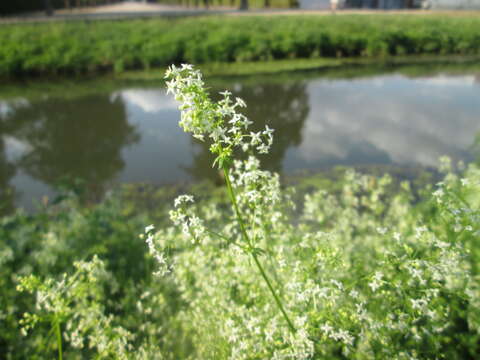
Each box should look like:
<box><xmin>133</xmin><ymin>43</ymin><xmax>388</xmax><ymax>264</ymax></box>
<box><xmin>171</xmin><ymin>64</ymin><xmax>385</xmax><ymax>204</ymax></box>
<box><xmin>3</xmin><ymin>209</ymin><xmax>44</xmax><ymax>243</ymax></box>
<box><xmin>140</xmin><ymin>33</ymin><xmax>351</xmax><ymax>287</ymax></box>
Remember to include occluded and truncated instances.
<box><xmin>145</xmin><ymin>65</ymin><xmax>477</xmax><ymax>359</ymax></box>
<box><xmin>17</xmin><ymin>256</ymin><xmax>140</xmax><ymax>360</ymax></box>
<box><xmin>150</xmin><ymin>63</ymin><xmax>296</xmax><ymax>334</ymax></box>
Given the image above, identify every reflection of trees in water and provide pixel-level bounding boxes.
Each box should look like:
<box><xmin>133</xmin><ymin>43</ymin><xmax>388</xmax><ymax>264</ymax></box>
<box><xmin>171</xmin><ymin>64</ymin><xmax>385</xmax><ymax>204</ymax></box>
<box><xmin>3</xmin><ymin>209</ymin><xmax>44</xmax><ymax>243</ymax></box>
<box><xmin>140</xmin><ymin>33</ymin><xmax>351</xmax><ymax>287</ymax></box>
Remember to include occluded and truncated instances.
<box><xmin>0</xmin><ymin>142</ymin><xmax>16</xmax><ymax>216</ymax></box>
<box><xmin>185</xmin><ymin>81</ymin><xmax>310</xmax><ymax>182</ymax></box>
<box><xmin>0</xmin><ymin>130</ymin><xmax>16</xmax><ymax>216</ymax></box>
<box><xmin>472</xmin><ymin>132</ymin><xmax>480</xmax><ymax>167</ymax></box>
<box><xmin>1</xmin><ymin>95</ymin><xmax>138</xmax><ymax>210</ymax></box>
<box><xmin>0</xmin><ymin>100</ymin><xmax>29</xmax><ymax>215</ymax></box>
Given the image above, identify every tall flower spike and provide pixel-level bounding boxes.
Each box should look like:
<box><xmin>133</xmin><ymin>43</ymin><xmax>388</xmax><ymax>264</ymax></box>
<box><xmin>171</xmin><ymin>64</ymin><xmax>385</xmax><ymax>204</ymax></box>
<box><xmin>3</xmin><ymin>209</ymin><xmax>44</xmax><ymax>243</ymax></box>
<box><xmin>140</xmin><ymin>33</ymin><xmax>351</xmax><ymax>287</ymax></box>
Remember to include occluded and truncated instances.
<box><xmin>163</xmin><ymin>64</ymin><xmax>296</xmax><ymax>335</ymax></box>
<box><xmin>164</xmin><ymin>64</ymin><xmax>274</xmax><ymax>169</ymax></box>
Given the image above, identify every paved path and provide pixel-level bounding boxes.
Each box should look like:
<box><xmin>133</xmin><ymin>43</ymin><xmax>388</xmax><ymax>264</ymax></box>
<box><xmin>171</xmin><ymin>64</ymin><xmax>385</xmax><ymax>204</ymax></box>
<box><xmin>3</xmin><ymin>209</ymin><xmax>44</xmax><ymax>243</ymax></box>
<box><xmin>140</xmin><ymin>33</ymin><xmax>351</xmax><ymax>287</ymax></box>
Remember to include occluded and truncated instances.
<box><xmin>1</xmin><ymin>1</ymin><xmax>479</xmax><ymax>24</ymax></box>
<box><xmin>57</xmin><ymin>2</ymin><xmax>193</xmax><ymax>14</ymax></box>
<box><xmin>54</xmin><ymin>1</ymin><xmax>235</xmax><ymax>14</ymax></box>
<box><xmin>0</xmin><ymin>1</ymin><xmax>233</xmax><ymax>24</ymax></box>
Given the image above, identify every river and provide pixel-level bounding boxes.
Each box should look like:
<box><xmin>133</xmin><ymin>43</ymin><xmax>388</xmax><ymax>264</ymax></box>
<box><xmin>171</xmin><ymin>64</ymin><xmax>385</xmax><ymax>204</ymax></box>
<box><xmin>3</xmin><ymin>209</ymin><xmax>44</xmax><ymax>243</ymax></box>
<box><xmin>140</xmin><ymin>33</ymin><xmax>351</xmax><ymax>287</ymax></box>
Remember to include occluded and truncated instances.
<box><xmin>1</xmin><ymin>63</ymin><xmax>479</xmax><ymax>213</ymax></box>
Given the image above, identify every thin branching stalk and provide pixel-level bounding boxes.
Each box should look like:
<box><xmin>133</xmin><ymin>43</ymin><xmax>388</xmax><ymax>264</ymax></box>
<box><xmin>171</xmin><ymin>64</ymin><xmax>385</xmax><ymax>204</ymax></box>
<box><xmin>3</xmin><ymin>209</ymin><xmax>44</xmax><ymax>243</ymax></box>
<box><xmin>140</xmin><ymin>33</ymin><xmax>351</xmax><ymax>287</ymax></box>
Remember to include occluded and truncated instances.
<box><xmin>223</xmin><ymin>166</ymin><xmax>297</xmax><ymax>334</ymax></box>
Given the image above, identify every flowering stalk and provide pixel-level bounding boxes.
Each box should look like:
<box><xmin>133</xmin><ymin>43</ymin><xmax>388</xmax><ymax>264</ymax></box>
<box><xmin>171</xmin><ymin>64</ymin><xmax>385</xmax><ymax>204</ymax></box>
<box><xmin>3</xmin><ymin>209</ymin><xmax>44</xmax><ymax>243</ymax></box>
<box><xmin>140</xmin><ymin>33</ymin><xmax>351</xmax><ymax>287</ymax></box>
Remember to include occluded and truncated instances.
<box><xmin>161</xmin><ymin>64</ymin><xmax>296</xmax><ymax>334</ymax></box>
<box><xmin>223</xmin><ymin>165</ymin><xmax>296</xmax><ymax>334</ymax></box>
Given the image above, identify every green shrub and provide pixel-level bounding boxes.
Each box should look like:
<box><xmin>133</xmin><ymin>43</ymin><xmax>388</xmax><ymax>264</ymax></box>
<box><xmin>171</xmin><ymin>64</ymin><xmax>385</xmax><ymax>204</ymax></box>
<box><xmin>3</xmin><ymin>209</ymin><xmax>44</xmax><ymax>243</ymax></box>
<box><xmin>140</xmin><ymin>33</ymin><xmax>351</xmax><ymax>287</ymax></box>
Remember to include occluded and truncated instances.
<box><xmin>2</xmin><ymin>15</ymin><xmax>480</xmax><ymax>77</ymax></box>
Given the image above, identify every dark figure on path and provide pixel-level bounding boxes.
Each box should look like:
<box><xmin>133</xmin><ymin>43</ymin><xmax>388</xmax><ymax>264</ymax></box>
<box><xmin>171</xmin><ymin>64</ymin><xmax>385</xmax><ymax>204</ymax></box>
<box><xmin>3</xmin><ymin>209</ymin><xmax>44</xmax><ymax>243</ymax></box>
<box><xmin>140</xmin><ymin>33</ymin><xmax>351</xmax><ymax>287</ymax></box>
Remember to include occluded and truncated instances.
<box><xmin>44</xmin><ymin>0</ymin><xmax>54</xmax><ymax>16</ymax></box>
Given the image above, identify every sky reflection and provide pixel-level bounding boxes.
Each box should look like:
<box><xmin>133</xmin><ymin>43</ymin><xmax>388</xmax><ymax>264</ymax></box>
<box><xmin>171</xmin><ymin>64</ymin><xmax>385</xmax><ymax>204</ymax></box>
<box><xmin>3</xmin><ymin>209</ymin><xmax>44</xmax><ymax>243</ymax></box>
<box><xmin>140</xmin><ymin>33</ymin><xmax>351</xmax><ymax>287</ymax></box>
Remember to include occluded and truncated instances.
<box><xmin>1</xmin><ymin>70</ymin><xmax>479</xmax><ymax>212</ymax></box>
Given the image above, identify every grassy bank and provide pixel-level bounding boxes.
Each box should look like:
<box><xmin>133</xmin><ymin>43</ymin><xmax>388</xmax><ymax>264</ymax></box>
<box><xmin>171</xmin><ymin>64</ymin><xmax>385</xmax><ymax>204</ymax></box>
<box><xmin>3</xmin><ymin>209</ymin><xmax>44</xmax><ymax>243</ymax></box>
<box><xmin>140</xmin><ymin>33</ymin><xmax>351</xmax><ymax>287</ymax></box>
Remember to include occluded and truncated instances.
<box><xmin>2</xmin><ymin>14</ymin><xmax>480</xmax><ymax>78</ymax></box>
<box><xmin>123</xmin><ymin>54</ymin><xmax>480</xmax><ymax>79</ymax></box>
<box><xmin>2</xmin><ymin>57</ymin><xmax>480</xmax><ymax>101</ymax></box>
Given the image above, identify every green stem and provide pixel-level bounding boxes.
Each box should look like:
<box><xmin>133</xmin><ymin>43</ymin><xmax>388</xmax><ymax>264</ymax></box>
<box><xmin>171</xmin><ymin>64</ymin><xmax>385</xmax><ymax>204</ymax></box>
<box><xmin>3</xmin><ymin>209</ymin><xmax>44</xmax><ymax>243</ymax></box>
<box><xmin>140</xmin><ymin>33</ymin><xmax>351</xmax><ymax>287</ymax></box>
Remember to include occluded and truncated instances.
<box><xmin>54</xmin><ymin>319</ymin><xmax>63</xmax><ymax>360</ymax></box>
<box><xmin>206</xmin><ymin>228</ymin><xmax>247</xmax><ymax>252</ymax></box>
<box><xmin>222</xmin><ymin>167</ymin><xmax>253</xmax><ymax>248</ymax></box>
<box><xmin>250</xmin><ymin>251</ymin><xmax>297</xmax><ymax>334</ymax></box>
<box><xmin>222</xmin><ymin>166</ymin><xmax>296</xmax><ymax>334</ymax></box>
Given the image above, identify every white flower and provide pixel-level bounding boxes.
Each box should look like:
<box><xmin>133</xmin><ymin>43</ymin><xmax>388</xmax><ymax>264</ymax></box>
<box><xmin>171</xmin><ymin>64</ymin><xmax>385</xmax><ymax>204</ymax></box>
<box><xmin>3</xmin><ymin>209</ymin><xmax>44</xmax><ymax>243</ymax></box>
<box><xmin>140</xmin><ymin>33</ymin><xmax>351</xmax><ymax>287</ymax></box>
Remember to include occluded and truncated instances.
<box><xmin>257</xmin><ymin>143</ymin><xmax>270</xmax><ymax>154</ymax></box>
<box><xmin>181</xmin><ymin>63</ymin><xmax>193</xmax><ymax>71</ymax></box>
<box><xmin>174</xmin><ymin>194</ymin><xmax>194</xmax><ymax>207</ymax></box>
<box><xmin>144</xmin><ymin>224</ymin><xmax>155</xmax><ymax>234</ymax></box>
<box><xmin>409</xmin><ymin>268</ymin><xmax>423</xmax><ymax>280</ymax></box>
<box><xmin>433</xmin><ymin>188</ymin><xmax>444</xmax><ymax>198</ymax></box>
<box><xmin>320</xmin><ymin>323</ymin><xmax>333</xmax><ymax>334</ymax></box>
<box><xmin>368</xmin><ymin>271</ymin><xmax>383</xmax><ymax>292</ymax></box>
<box><xmin>219</xmin><ymin>90</ymin><xmax>232</xmax><ymax>97</ymax></box>
<box><xmin>376</xmin><ymin>227</ymin><xmax>388</xmax><ymax>235</ymax></box>
<box><xmin>245</xmin><ymin>190</ymin><xmax>260</xmax><ymax>203</ymax></box>
<box><xmin>263</xmin><ymin>125</ymin><xmax>274</xmax><ymax>136</ymax></box>
<box><xmin>235</xmin><ymin>97</ymin><xmax>246</xmax><ymax>108</ymax></box>
<box><xmin>210</xmin><ymin>127</ymin><xmax>227</xmax><ymax>142</ymax></box>
<box><xmin>411</xmin><ymin>298</ymin><xmax>427</xmax><ymax>310</ymax></box>
<box><xmin>415</xmin><ymin>226</ymin><xmax>428</xmax><ymax>238</ymax></box>
<box><xmin>250</xmin><ymin>131</ymin><xmax>262</xmax><ymax>145</ymax></box>
<box><xmin>239</xmin><ymin>116</ymin><xmax>253</xmax><ymax>128</ymax></box>
<box><xmin>330</xmin><ymin>279</ymin><xmax>343</xmax><ymax>290</ymax></box>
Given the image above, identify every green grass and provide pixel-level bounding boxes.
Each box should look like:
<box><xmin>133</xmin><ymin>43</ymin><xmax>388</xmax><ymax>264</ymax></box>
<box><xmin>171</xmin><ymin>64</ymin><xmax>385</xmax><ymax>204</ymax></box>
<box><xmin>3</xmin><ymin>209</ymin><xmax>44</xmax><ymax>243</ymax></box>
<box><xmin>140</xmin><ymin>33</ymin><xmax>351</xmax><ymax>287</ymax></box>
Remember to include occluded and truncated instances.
<box><xmin>123</xmin><ymin>54</ymin><xmax>480</xmax><ymax>79</ymax></box>
<box><xmin>2</xmin><ymin>14</ymin><xmax>480</xmax><ymax>78</ymax></box>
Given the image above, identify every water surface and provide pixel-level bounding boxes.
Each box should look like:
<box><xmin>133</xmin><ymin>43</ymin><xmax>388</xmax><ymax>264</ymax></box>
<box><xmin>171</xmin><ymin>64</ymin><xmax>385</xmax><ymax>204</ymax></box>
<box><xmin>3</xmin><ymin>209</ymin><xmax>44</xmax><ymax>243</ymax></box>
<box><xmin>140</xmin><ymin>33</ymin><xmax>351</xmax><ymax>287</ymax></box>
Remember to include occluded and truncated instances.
<box><xmin>1</xmin><ymin>65</ymin><xmax>480</xmax><ymax>213</ymax></box>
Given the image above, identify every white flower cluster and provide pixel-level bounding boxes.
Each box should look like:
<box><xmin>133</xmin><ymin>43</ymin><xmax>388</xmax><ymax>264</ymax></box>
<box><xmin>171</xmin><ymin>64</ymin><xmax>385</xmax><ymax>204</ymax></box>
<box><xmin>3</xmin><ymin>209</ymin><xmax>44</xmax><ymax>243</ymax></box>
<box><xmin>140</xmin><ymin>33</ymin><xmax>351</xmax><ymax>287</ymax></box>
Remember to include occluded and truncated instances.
<box><xmin>145</xmin><ymin>65</ymin><xmax>286</xmax><ymax>281</ymax></box>
<box><xmin>368</xmin><ymin>271</ymin><xmax>384</xmax><ymax>292</ymax></box>
<box><xmin>431</xmin><ymin>160</ymin><xmax>480</xmax><ymax>236</ymax></box>
<box><xmin>17</xmin><ymin>256</ymin><xmax>146</xmax><ymax>359</ymax></box>
<box><xmin>230</xmin><ymin>156</ymin><xmax>283</xmax><ymax>225</ymax></box>
<box><xmin>169</xmin><ymin>195</ymin><xmax>207</xmax><ymax>243</ymax></box>
<box><xmin>136</xmin><ymin>68</ymin><xmax>479</xmax><ymax>359</ymax></box>
<box><xmin>165</xmin><ymin>64</ymin><xmax>274</xmax><ymax>162</ymax></box>
<box><xmin>144</xmin><ymin>224</ymin><xmax>173</xmax><ymax>276</ymax></box>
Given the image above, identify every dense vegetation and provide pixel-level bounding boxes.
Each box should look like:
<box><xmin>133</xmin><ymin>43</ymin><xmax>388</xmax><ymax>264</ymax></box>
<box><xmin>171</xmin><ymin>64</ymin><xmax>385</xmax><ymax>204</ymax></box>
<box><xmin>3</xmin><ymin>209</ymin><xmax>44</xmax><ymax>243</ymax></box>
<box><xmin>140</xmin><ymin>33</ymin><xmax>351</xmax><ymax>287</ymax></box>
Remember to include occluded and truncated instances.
<box><xmin>2</xmin><ymin>159</ymin><xmax>480</xmax><ymax>359</ymax></box>
<box><xmin>1</xmin><ymin>14</ymin><xmax>480</xmax><ymax>77</ymax></box>
<box><xmin>2</xmin><ymin>65</ymin><xmax>480</xmax><ymax>359</ymax></box>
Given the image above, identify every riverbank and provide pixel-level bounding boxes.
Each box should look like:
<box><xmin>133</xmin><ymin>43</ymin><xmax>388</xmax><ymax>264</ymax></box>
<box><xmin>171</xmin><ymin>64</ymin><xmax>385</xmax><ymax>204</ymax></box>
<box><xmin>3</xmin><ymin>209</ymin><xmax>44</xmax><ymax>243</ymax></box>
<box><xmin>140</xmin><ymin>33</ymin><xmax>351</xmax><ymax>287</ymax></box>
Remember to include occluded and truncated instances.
<box><xmin>1</xmin><ymin>14</ymin><xmax>480</xmax><ymax>78</ymax></box>
<box><xmin>123</xmin><ymin>54</ymin><xmax>480</xmax><ymax>79</ymax></box>
<box><xmin>1</xmin><ymin>56</ymin><xmax>479</xmax><ymax>100</ymax></box>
